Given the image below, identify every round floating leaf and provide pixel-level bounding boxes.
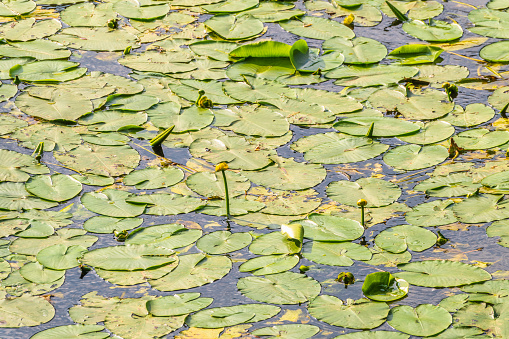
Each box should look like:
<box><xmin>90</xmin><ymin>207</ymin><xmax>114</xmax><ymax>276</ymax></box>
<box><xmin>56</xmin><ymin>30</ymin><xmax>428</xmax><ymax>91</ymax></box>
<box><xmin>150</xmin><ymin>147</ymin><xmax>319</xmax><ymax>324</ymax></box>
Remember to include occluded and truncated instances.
<box><xmin>414</xmin><ymin>173</ymin><xmax>480</xmax><ymax>197</ymax></box>
<box><xmin>82</xmin><ymin>244</ymin><xmax>176</xmax><ymax>271</ymax></box>
<box><xmin>71</xmin><ymin>174</ymin><xmax>114</xmax><ymax>187</ymax></box>
<box><xmin>323</xmin><ymin>37</ymin><xmax>387</xmax><ymax>64</ymax></box>
<box><xmin>334</xmin><ymin>117</ymin><xmax>420</xmax><ymax>137</ymax></box>
<box><xmin>229</xmin><ymin>40</ymin><xmax>291</xmax><ymax>58</ymax></box>
<box><xmin>399</xmin><ymin>121</ymin><xmax>455</xmax><ymax>145</ymax></box>
<box><xmin>146</xmin><ymin>293</ymin><xmax>213</xmax><ymax>317</ymax></box>
<box><xmin>239</xmin><ymin>254</ymin><xmax>299</xmax><ymax>275</ymax></box>
<box><xmin>327</xmin><ymin>178</ymin><xmax>401</xmax><ymax>208</ymax></box>
<box><xmin>0</xmin><ymin>182</ymin><xmax>58</xmax><ymax>211</ymax></box>
<box><xmin>223</xmin><ymin>76</ymin><xmax>288</xmax><ymax>103</ymax></box>
<box><xmin>125</xmin><ymin>223</ymin><xmax>202</xmax><ymax>250</ymax></box>
<box><xmin>0</xmin><ymin>294</ymin><xmax>55</xmax><ymax>327</ymax></box>
<box><xmin>196</xmin><ymin>231</ymin><xmax>251</xmax><ymax>254</ymax></box>
<box><xmin>454</xmin><ymin>129</ymin><xmax>509</xmax><ymax>150</ymax></box>
<box><xmin>199</xmin><ymin>198</ymin><xmax>265</xmax><ymax>217</ymax></box>
<box><xmin>333</xmin><ymin>331</ymin><xmax>409</xmax><ymax>339</ymax></box>
<box><xmin>0</xmin><ymin>149</ymin><xmax>49</xmax><ymax>182</ymax></box>
<box><xmin>186</xmin><ymin>304</ymin><xmax>280</xmax><ymax>329</ymax></box>
<box><xmin>127</xmin><ymin>194</ymin><xmax>206</xmax><ymax>216</ymax></box>
<box><xmin>19</xmin><ymin>262</ymin><xmax>65</xmax><ymax>284</ymax></box>
<box><xmin>468</xmin><ymin>8</ymin><xmax>509</xmax><ymax>38</ymax></box>
<box><xmin>81</xmin><ymin>189</ymin><xmax>145</xmax><ymax>218</ymax></box>
<box><xmin>443</xmin><ymin>104</ymin><xmax>495</xmax><ymax>127</ymax></box>
<box><xmin>113</xmin><ymin>1</ymin><xmax>169</xmax><ymax>20</ymax></box>
<box><xmin>190</xmin><ymin>40</ymin><xmax>239</xmax><ymax>61</ymax></box>
<box><xmin>303</xmin><ymin>241</ymin><xmax>371</xmax><ymax>266</ymax></box>
<box><xmin>222</xmin><ymin>106</ymin><xmax>289</xmax><ymax>137</ymax></box>
<box><xmin>297</xmin><ymin>213</ymin><xmax>364</xmax><ymax>242</ymax></box>
<box><xmin>205</xmin><ymin>14</ymin><xmax>264</xmax><ymax>40</ymax></box>
<box><xmin>10</xmin><ymin>60</ymin><xmax>87</xmax><ymax>82</ymax></box>
<box><xmin>249</xmin><ymin>231</ymin><xmax>301</xmax><ymax>255</ymax></box>
<box><xmin>50</xmin><ymin>27</ymin><xmax>140</xmax><ymax>51</ymax></box>
<box><xmin>405</xmin><ymin>200</ymin><xmax>457</xmax><ymax>227</ymax></box>
<box><xmin>387</xmin><ymin>304</ymin><xmax>451</xmax><ymax>336</ymax></box>
<box><xmin>453</xmin><ymin>194</ymin><xmax>509</xmax><ymax>223</ymax></box>
<box><xmin>123</xmin><ymin>167</ymin><xmax>184</xmax><ymax>190</ymax></box>
<box><xmin>95</xmin><ymin>262</ymin><xmax>178</xmax><ymax>286</ymax></box>
<box><xmin>395</xmin><ymin>260</ymin><xmax>491</xmax><ymax>287</ymax></box>
<box><xmin>0</xmin><ymin>0</ymin><xmax>35</xmax><ymax>16</ymax></box>
<box><xmin>186</xmin><ymin>171</ymin><xmax>250</xmax><ymax>198</ymax></box>
<box><xmin>0</xmin><ymin>18</ymin><xmax>61</xmax><ymax>42</ymax></box>
<box><xmin>61</xmin><ymin>2</ymin><xmax>116</xmax><ymax>27</ymax></box>
<box><xmin>25</xmin><ymin>174</ymin><xmax>82</xmax><ymax>202</ymax></box>
<box><xmin>375</xmin><ymin>225</ymin><xmax>437</xmax><ymax>253</ymax></box>
<box><xmin>16</xmin><ymin>91</ymin><xmax>92</xmax><ymax>122</ymax></box>
<box><xmin>238</xmin><ymin>272</ymin><xmax>321</xmax><ymax>304</ymax></box>
<box><xmin>387</xmin><ymin>44</ymin><xmax>444</xmax><ymax>65</ymax></box>
<box><xmin>304</xmin><ymin>137</ymin><xmax>389</xmax><ymax>164</ymax></box>
<box><xmin>487</xmin><ymin>219</ymin><xmax>509</xmax><ymax>248</ymax></box>
<box><xmin>30</xmin><ymin>325</ymin><xmax>108</xmax><ymax>339</ymax></box>
<box><xmin>383</xmin><ymin>144</ymin><xmax>448</xmax><ymax>171</ymax></box>
<box><xmin>403</xmin><ymin>19</ymin><xmax>463</xmax><ymax>42</ymax></box>
<box><xmin>252</xmin><ymin>324</ymin><xmax>319</xmax><ymax>339</ymax></box>
<box><xmin>481</xmin><ymin>170</ymin><xmax>509</xmax><ymax>193</ymax></box>
<box><xmin>481</xmin><ymin>41</ymin><xmax>509</xmax><ymax>62</ymax></box>
<box><xmin>308</xmin><ymin>296</ymin><xmax>390</xmax><ymax>329</ymax></box>
<box><xmin>326</xmin><ymin>64</ymin><xmax>419</xmax><ymax>87</ymax></box>
<box><xmin>362</xmin><ymin>272</ymin><xmax>409</xmax><ymax>302</ymax></box>
<box><xmin>150</xmin><ymin>253</ymin><xmax>231</xmax><ymax>291</ymax></box>
<box><xmin>203</xmin><ymin>0</ymin><xmax>258</xmax><ymax>13</ymax></box>
<box><xmin>54</xmin><ymin>144</ymin><xmax>140</xmax><ymax>177</ymax></box>
<box><xmin>397</xmin><ymin>89</ymin><xmax>454</xmax><ymax>120</ymax></box>
<box><xmin>37</xmin><ymin>244</ymin><xmax>87</xmax><ymax>270</ymax></box>
<box><xmin>280</xmin><ymin>16</ymin><xmax>355</xmax><ymax>40</ymax></box>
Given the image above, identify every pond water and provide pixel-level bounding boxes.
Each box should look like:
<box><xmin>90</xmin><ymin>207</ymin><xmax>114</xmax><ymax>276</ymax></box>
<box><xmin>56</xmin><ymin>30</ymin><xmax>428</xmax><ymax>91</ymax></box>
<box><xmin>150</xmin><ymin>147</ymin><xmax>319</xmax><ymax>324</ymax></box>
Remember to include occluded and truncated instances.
<box><xmin>1</xmin><ymin>0</ymin><xmax>509</xmax><ymax>338</ymax></box>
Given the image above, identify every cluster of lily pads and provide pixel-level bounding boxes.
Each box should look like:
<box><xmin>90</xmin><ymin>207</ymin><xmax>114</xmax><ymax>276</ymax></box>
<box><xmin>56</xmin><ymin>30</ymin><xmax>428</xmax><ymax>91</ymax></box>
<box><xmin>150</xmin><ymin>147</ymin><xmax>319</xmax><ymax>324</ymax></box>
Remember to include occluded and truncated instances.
<box><xmin>2</xmin><ymin>0</ymin><xmax>509</xmax><ymax>337</ymax></box>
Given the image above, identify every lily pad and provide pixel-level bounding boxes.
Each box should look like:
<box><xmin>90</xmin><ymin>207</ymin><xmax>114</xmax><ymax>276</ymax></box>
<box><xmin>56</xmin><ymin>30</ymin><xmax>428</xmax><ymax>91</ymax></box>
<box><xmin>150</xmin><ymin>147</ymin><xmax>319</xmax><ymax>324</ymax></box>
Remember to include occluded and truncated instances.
<box><xmin>326</xmin><ymin>64</ymin><xmax>419</xmax><ymax>87</ymax></box>
<box><xmin>123</xmin><ymin>167</ymin><xmax>184</xmax><ymax>189</ymax></box>
<box><xmin>405</xmin><ymin>200</ymin><xmax>457</xmax><ymax>227</ymax></box>
<box><xmin>239</xmin><ymin>254</ymin><xmax>299</xmax><ymax>275</ymax></box>
<box><xmin>304</xmin><ymin>137</ymin><xmax>389</xmax><ymax>164</ymax></box>
<box><xmin>127</xmin><ymin>194</ymin><xmax>206</xmax><ymax>216</ymax></box>
<box><xmin>36</xmin><ymin>244</ymin><xmax>87</xmax><ymax>270</ymax></box>
<box><xmin>403</xmin><ymin>19</ymin><xmax>463</xmax><ymax>42</ymax></box>
<box><xmin>443</xmin><ymin>104</ymin><xmax>495</xmax><ymax>127</ymax></box>
<box><xmin>30</xmin><ymin>325</ymin><xmax>109</xmax><ymax>339</ymax></box>
<box><xmin>252</xmin><ymin>324</ymin><xmax>319</xmax><ymax>339</ymax></box>
<box><xmin>398</xmin><ymin>121</ymin><xmax>455</xmax><ymax>145</ymax></box>
<box><xmin>323</xmin><ymin>37</ymin><xmax>387</xmax><ymax>64</ymax></box>
<box><xmin>0</xmin><ymin>293</ymin><xmax>55</xmax><ymax>327</ymax></box>
<box><xmin>383</xmin><ymin>144</ymin><xmax>449</xmax><ymax>171</ymax></box>
<box><xmin>125</xmin><ymin>223</ymin><xmax>202</xmax><ymax>250</ymax></box>
<box><xmin>205</xmin><ymin>14</ymin><xmax>264</xmax><ymax>40</ymax></box>
<box><xmin>280</xmin><ymin>16</ymin><xmax>355</xmax><ymax>40</ymax></box>
<box><xmin>453</xmin><ymin>194</ymin><xmax>509</xmax><ymax>223</ymax></box>
<box><xmin>196</xmin><ymin>231</ymin><xmax>251</xmax><ymax>254</ymax></box>
<box><xmin>186</xmin><ymin>170</ymin><xmax>250</xmax><ymax>198</ymax></box>
<box><xmin>388</xmin><ymin>304</ymin><xmax>451</xmax><ymax>336</ymax></box>
<box><xmin>375</xmin><ymin>225</ymin><xmax>437</xmax><ymax>253</ymax></box>
<box><xmin>25</xmin><ymin>174</ymin><xmax>82</xmax><ymax>202</ymax></box>
<box><xmin>334</xmin><ymin>117</ymin><xmax>420</xmax><ymax>137</ymax></box>
<box><xmin>303</xmin><ymin>240</ymin><xmax>372</xmax><ymax>266</ymax></box>
<box><xmin>362</xmin><ymin>271</ymin><xmax>409</xmax><ymax>301</ymax></box>
<box><xmin>296</xmin><ymin>213</ymin><xmax>364</xmax><ymax>242</ymax></box>
<box><xmin>327</xmin><ymin>178</ymin><xmax>401</xmax><ymax>208</ymax></box>
<box><xmin>146</xmin><ymin>293</ymin><xmax>213</xmax><ymax>317</ymax></box>
<box><xmin>81</xmin><ymin>189</ymin><xmax>146</xmax><ymax>218</ymax></box>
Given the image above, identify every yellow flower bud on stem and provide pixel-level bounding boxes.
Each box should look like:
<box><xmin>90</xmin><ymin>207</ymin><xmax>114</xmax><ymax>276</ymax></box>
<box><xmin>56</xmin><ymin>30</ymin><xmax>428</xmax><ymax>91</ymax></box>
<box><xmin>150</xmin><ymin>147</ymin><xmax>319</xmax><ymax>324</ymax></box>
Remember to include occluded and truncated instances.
<box><xmin>357</xmin><ymin>199</ymin><xmax>367</xmax><ymax>228</ymax></box>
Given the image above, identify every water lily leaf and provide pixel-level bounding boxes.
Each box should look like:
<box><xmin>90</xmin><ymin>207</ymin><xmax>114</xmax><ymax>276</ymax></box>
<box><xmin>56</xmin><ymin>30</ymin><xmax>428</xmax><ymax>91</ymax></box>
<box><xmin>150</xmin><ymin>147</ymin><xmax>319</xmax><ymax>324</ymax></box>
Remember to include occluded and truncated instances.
<box><xmin>25</xmin><ymin>174</ymin><xmax>82</xmax><ymax>202</ymax></box>
<box><xmin>81</xmin><ymin>189</ymin><xmax>146</xmax><ymax>218</ymax></box>
<box><xmin>403</xmin><ymin>19</ymin><xmax>463</xmax><ymax>42</ymax></box>
<box><xmin>170</xmin><ymin>79</ymin><xmax>240</xmax><ymax>104</ymax></box>
<box><xmin>226</xmin><ymin>57</ymin><xmax>295</xmax><ymax>82</ymax></box>
<box><xmin>335</xmin><ymin>116</ymin><xmax>419</xmax><ymax>137</ymax></box>
<box><xmin>205</xmin><ymin>14</ymin><xmax>264</xmax><ymax>40</ymax></box>
<box><xmin>480</xmin><ymin>40</ymin><xmax>509</xmax><ymax>62</ymax></box>
<box><xmin>82</xmin><ymin>132</ymin><xmax>129</xmax><ymax>146</ymax></box>
<box><xmin>453</xmin><ymin>302</ymin><xmax>509</xmax><ymax>338</ymax></box>
<box><xmin>0</xmin><ymin>294</ymin><xmax>54</xmax><ymax>327</ymax></box>
<box><xmin>304</xmin><ymin>137</ymin><xmax>389</xmax><ymax>164</ymax></box>
<box><xmin>229</xmin><ymin>40</ymin><xmax>291</xmax><ymax>58</ymax></box>
<box><xmin>308</xmin><ymin>296</ymin><xmax>389</xmax><ymax>329</ymax></box>
<box><xmin>106</xmin><ymin>94</ymin><xmax>158</xmax><ymax>111</ymax></box>
<box><xmin>296</xmin><ymin>213</ymin><xmax>364</xmax><ymax>242</ymax></box>
<box><xmin>127</xmin><ymin>194</ymin><xmax>206</xmax><ymax>215</ymax></box>
<box><xmin>187</xmin><ymin>171</ymin><xmax>250</xmax><ymax>198</ymax></box>
<box><xmin>222</xmin><ymin>106</ymin><xmax>289</xmax><ymax>137</ymax></box>
<box><xmin>333</xmin><ymin>331</ymin><xmax>409</xmax><ymax>339</ymax></box>
<box><xmin>382</xmin><ymin>0</ymin><xmax>443</xmax><ymax>20</ymax></box>
<box><xmin>0</xmin><ymin>182</ymin><xmax>57</xmax><ymax>211</ymax></box>
<box><xmin>0</xmin><ymin>149</ymin><xmax>49</xmax><ymax>182</ymax></box>
<box><xmin>252</xmin><ymin>324</ymin><xmax>319</xmax><ymax>339</ymax></box>
<box><xmin>238</xmin><ymin>272</ymin><xmax>321</xmax><ymax>304</ymax></box>
<box><xmin>326</xmin><ymin>64</ymin><xmax>418</xmax><ymax>87</ymax></box>
<box><xmin>413</xmin><ymin>64</ymin><xmax>469</xmax><ymax>83</ymax></box>
<box><xmin>375</xmin><ymin>225</ymin><xmax>437</xmax><ymax>253</ymax></box>
<box><xmin>453</xmin><ymin>194</ymin><xmax>509</xmax><ymax>223</ymax></box>
<box><xmin>0</xmin><ymin>40</ymin><xmax>71</xmax><ymax>60</ymax></box>
<box><xmin>83</xmin><ymin>216</ymin><xmax>142</xmax><ymax>234</ymax></box>
<box><xmin>249</xmin><ymin>231</ymin><xmax>301</xmax><ymax>255</ymax></box>
<box><xmin>10</xmin><ymin>60</ymin><xmax>87</xmax><ymax>82</ymax></box>
<box><xmin>113</xmin><ymin>1</ymin><xmax>169</xmax><ymax>20</ymax></box>
<box><xmin>196</xmin><ymin>231</ymin><xmax>251</xmax><ymax>254</ymax></box>
<box><xmin>50</xmin><ymin>27</ymin><xmax>140</xmax><ymax>51</ymax></box>
<box><xmin>0</xmin><ymin>18</ymin><xmax>60</xmax><ymax>42</ymax></box>
<box><xmin>244</xmin><ymin>1</ymin><xmax>304</xmax><ymax>22</ymax></box>
<box><xmin>399</xmin><ymin>121</ymin><xmax>454</xmax><ymax>145</ymax></box>
<box><xmin>223</xmin><ymin>76</ymin><xmax>289</xmax><ymax>103</ymax></box>
<box><xmin>362</xmin><ymin>271</ymin><xmax>409</xmax><ymax>302</ymax></box>
<box><xmin>190</xmin><ymin>135</ymin><xmax>273</xmax><ymax>170</ymax></box>
<box><xmin>239</xmin><ymin>254</ymin><xmax>299</xmax><ymax>275</ymax></box>
<box><xmin>147</xmin><ymin>293</ymin><xmax>213</xmax><ymax>317</ymax></box>
<box><xmin>125</xmin><ymin>223</ymin><xmax>202</xmax><ymax>250</ymax></box>
<box><xmin>79</xmin><ymin>110</ymin><xmax>147</xmax><ymax>132</ymax></box>
<box><xmin>150</xmin><ymin>253</ymin><xmax>231</xmax><ymax>291</ymax></box>
<box><xmin>488</xmin><ymin>219</ymin><xmax>509</xmax><ymax>248</ymax></box>
<box><xmin>1</xmin><ymin>269</ymin><xmax>64</xmax><ymax>296</ymax></box>
<box><xmin>61</xmin><ymin>2</ymin><xmax>116</xmax><ymax>27</ymax></box>
<box><xmin>71</xmin><ymin>174</ymin><xmax>114</xmax><ymax>186</ymax></box>
<box><xmin>19</xmin><ymin>262</ymin><xmax>64</xmax><ymax>284</ymax></box>
<box><xmin>388</xmin><ymin>304</ymin><xmax>451</xmax><ymax>336</ymax></box>
<box><xmin>303</xmin><ymin>241</ymin><xmax>371</xmax><ymax>266</ymax></box>
<box><xmin>489</xmin><ymin>86</ymin><xmax>509</xmax><ymax>110</ymax></box>
<box><xmin>30</xmin><ymin>325</ymin><xmax>109</xmax><ymax>339</ymax></box>
<box><xmin>280</xmin><ymin>16</ymin><xmax>355</xmax><ymax>40</ymax></box>
<box><xmin>480</xmin><ymin>170</ymin><xmax>509</xmax><ymax>193</ymax></box>
<box><xmin>443</xmin><ymin>103</ymin><xmax>494</xmax><ymax>127</ymax></box>
<box><xmin>305</xmin><ymin>0</ymin><xmax>382</xmax><ymax>27</ymax></box>
<box><xmin>414</xmin><ymin>173</ymin><xmax>480</xmax><ymax>197</ymax></box>
<box><xmin>0</xmin><ymin>0</ymin><xmax>35</xmax><ymax>16</ymax></box>
<box><xmin>397</xmin><ymin>89</ymin><xmax>454</xmax><ymax>120</ymax></box>
<box><xmin>405</xmin><ymin>199</ymin><xmax>457</xmax><ymax>226</ymax></box>
<box><xmin>119</xmin><ymin>51</ymin><xmax>195</xmax><ymax>74</ymax></box>
<box><xmin>123</xmin><ymin>167</ymin><xmax>184</xmax><ymax>189</ymax></box>
<box><xmin>200</xmin><ymin>198</ymin><xmax>265</xmax><ymax>217</ymax></box>
<box><xmin>288</xmin><ymin>39</ymin><xmax>325</xmax><ymax>72</ymax></box>
<box><xmin>383</xmin><ymin>144</ymin><xmax>448</xmax><ymax>171</ymax></box>
<box><xmin>395</xmin><ymin>260</ymin><xmax>491</xmax><ymax>287</ymax></box>
<box><xmin>323</xmin><ymin>37</ymin><xmax>387</xmax><ymax>64</ymax></box>
<box><xmin>0</xmin><ymin>114</ymin><xmax>27</xmax><ymax>135</ymax></box>
<box><xmin>15</xmin><ymin>220</ymin><xmax>53</xmax><ymax>238</ymax></box>
<box><xmin>250</xmin><ymin>189</ymin><xmax>319</xmax><ymax>216</ymax></box>
<box><xmin>36</xmin><ymin>244</ymin><xmax>87</xmax><ymax>270</ymax></box>
<box><xmin>461</xmin><ymin>279</ymin><xmax>509</xmax><ymax>304</ymax></box>
<box><xmin>203</xmin><ymin>0</ymin><xmax>258</xmax><ymax>13</ymax></box>
<box><xmin>454</xmin><ymin>129</ymin><xmax>509</xmax><ymax>150</ymax></box>
<box><xmin>186</xmin><ymin>303</ymin><xmax>280</xmax><ymax>329</ymax></box>
<box><xmin>327</xmin><ymin>178</ymin><xmax>401</xmax><ymax>208</ymax></box>
<box><xmin>469</xmin><ymin>8</ymin><xmax>509</xmax><ymax>38</ymax></box>
<box><xmin>148</xmin><ymin>104</ymin><xmax>214</xmax><ymax>133</ymax></box>
<box><xmin>190</xmin><ymin>40</ymin><xmax>238</xmax><ymax>61</ymax></box>
<box><xmin>388</xmin><ymin>44</ymin><xmax>443</xmax><ymax>64</ymax></box>
<box><xmin>54</xmin><ymin>144</ymin><xmax>140</xmax><ymax>177</ymax></box>
<box><xmin>83</xmin><ymin>244</ymin><xmax>176</xmax><ymax>271</ymax></box>
<box><xmin>95</xmin><ymin>260</ymin><xmax>178</xmax><ymax>286</ymax></box>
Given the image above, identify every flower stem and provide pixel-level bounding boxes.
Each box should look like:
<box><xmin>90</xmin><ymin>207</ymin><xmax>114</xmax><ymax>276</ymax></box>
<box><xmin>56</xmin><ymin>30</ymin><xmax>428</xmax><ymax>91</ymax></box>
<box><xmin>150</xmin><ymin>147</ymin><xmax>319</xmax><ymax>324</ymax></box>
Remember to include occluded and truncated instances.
<box><xmin>221</xmin><ymin>169</ymin><xmax>230</xmax><ymax>219</ymax></box>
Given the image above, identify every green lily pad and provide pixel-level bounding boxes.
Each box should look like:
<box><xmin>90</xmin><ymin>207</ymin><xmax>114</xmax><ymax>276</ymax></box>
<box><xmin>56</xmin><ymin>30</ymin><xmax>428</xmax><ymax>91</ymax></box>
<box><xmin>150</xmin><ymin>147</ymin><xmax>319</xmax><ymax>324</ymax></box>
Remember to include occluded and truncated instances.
<box><xmin>443</xmin><ymin>104</ymin><xmax>495</xmax><ymax>127</ymax></box>
<box><xmin>362</xmin><ymin>271</ymin><xmax>409</xmax><ymax>302</ymax></box>
<box><xmin>146</xmin><ymin>293</ymin><xmax>213</xmax><ymax>317</ymax></box>
<box><xmin>249</xmin><ymin>231</ymin><xmax>301</xmax><ymax>255</ymax></box>
<box><xmin>388</xmin><ymin>304</ymin><xmax>451</xmax><ymax>336</ymax></box>
<box><xmin>481</xmin><ymin>40</ymin><xmax>509</xmax><ymax>63</ymax></box>
<box><xmin>0</xmin><ymin>182</ymin><xmax>57</xmax><ymax>211</ymax></box>
<box><xmin>196</xmin><ymin>231</ymin><xmax>251</xmax><ymax>254</ymax></box>
<box><xmin>375</xmin><ymin>225</ymin><xmax>437</xmax><ymax>253</ymax></box>
<box><xmin>469</xmin><ymin>8</ymin><xmax>509</xmax><ymax>38</ymax></box>
<box><xmin>296</xmin><ymin>213</ymin><xmax>364</xmax><ymax>242</ymax></box>
<box><xmin>125</xmin><ymin>223</ymin><xmax>202</xmax><ymax>250</ymax></box>
<box><xmin>414</xmin><ymin>173</ymin><xmax>481</xmax><ymax>197</ymax></box>
<box><xmin>61</xmin><ymin>2</ymin><xmax>116</xmax><ymax>27</ymax></box>
<box><xmin>205</xmin><ymin>14</ymin><xmax>264</xmax><ymax>40</ymax></box>
<box><xmin>399</xmin><ymin>121</ymin><xmax>455</xmax><ymax>145</ymax></box>
<box><xmin>82</xmin><ymin>216</ymin><xmax>142</xmax><ymax>234</ymax></box>
<box><xmin>397</xmin><ymin>89</ymin><xmax>454</xmax><ymax>120</ymax></box>
<box><xmin>239</xmin><ymin>254</ymin><xmax>299</xmax><ymax>275</ymax></box>
<box><xmin>405</xmin><ymin>199</ymin><xmax>457</xmax><ymax>227</ymax></box>
<box><xmin>333</xmin><ymin>331</ymin><xmax>409</xmax><ymax>339</ymax></box>
<box><xmin>252</xmin><ymin>324</ymin><xmax>320</xmax><ymax>339</ymax></box>
<box><xmin>186</xmin><ymin>170</ymin><xmax>250</xmax><ymax>198</ymax></box>
<box><xmin>388</xmin><ymin>44</ymin><xmax>443</xmax><ymax>65</ymax></box>
<box><xmin>326</xmin><ymin>64</ymin><xmax>418</xmax><ymax>87</ymax></box>
<box><xmin>10</xmin><ymin>60</ymin><xmax>87</xmax><ymax>82</ymax></box>
<box><xmin>395</xmin><ymin>260</ymin><xmax>491</xmax><ymax>287</ymax></box>
<box><xmin>113</xmin><ymin>1</ymin><xmax>169</xmax><ymax>20</ymax></box>
<box><xmin>16</xmin><ymin>91</ymin><xmax>92</xmax><ymax>122</ymax></box>
<box><xmin>50</xmin><ymin>27</ymin><xmax>140</xmax><ymax>51</ymax></box>
<box><xmin>454</xmin><ymin>129</ymin><xmax>509</xmax><ymax>150</ymax></box>
<box><xmin>30</xmin><ymin>325</ymin><xmax>109</xmax><ymax>339</ymax></box>
<box><xmin>123</xmin><ymin>167</ymin><xmax>184</xmax><ymax>189</ymax></box>
<box><xmin>36</xmin><ymin>244</ymin><xmax>87</xmax><ymax>270</ymax></box>
<box><xmin>304</xmin><ymin>137</ymin><xmax>389</xmax><ymax>164</ymax></box>
<box><xmin>308</xmin><ymin>296</ymin><xmax>390</xmax><ymax>329</ymax></box>
<box><xmin>238</xmin><ymin>272</ymin><xmax>321</xmax><ymax>304</ymax></box>
<box><xmin>0</xmin><ymin>149</ymin><xmax>49</xmax><ymax>182</ymax></box>
<box><xmin>127</xmin><ymin>194</ymin><xmax>206</xmax><ymax>215</ymax></box>
<box><xmin>81</xmin><ymin>189</ymin><xmax>146</xmax><ymax>218</ymax></box>
<box><xmin>327</xmin><ymin>177</ymin><xmax>401</xmax><ymax>208</ymax></box>
<box><xmin>25</xmin><ymin>174</ymin><xmax>82</xmax><ymax>202</ymax></box>
<box><xmin>19</xmin><ymin>262</ymin><xmax>65</xmax><ymax>284</ymax></box>
<box><xmin>334</xmin><ymin>117</ymin><xmax>420</xmax><ymax>137</ymax></box>
<box><xmin>0</xmin><ymin>0</ymin><xmax>35</xmax><ymax>16</ymax></box>
<box><xmin>403</xmin><ymin>19</ymin><xmax>463</xmax><ymax>42</ymax></box>
<box><xmin>487</xmin><ymin>219</ymin><xmax>509</xmax><ymax>248</ymax></box>
<box><xmin>0</xmin><ymin>18</ymin><xmax>60</xmax><ymax>42</ymax></box>
<box><xmin>280</xmin><ymin>16</ymin><xmax>355</xmax><ymax>40</ymax></box>
<box><xmin>323</xmin><ymin>37</ymin><xmax>387</xmax><ymax>64</ymax></box>
<box><xmin>383</xmin><ymin>144</ymin><xmax>449</xmax><ymax>171</ymax></box>
<box><xmin>0</xmin><ymin>293</ymin><xmax>55</xmax><ymax>327</ymax></box>
<box><xmin>453</xmin><ymin>194</ymin><xmax>509</xmax><ymax>223</ymax></box>
<box><xmin>303</xmin><ymin>241</ymin><xmax>372</xmax><ymax>266</ymax></box>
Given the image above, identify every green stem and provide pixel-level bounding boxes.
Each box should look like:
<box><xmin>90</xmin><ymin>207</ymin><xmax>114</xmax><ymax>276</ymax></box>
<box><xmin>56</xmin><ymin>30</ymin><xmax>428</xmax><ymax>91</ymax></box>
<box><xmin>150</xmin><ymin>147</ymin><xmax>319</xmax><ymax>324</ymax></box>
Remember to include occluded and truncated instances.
<box><xmin>361</xmin><ymin>205</ymin><xmax>365</xmax><ymax>228</ymax></box>
<box><xmin>221</xmin><ymin>170</ymin><xmax>230</xmax><ymax>219</ymax></box>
